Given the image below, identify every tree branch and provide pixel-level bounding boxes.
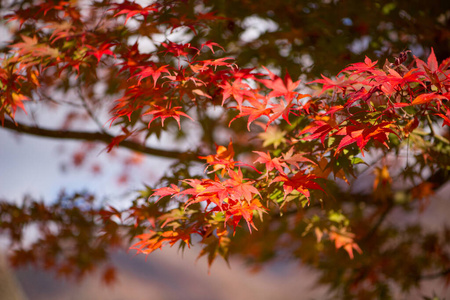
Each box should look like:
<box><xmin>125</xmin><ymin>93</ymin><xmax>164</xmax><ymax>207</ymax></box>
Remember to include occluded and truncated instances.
<box><xmin>419</xmin><ymin>268</ymin><xmax>450</xmax><ymax>280</ymax></box>
<box><xmin>2</xmin><ymin>119</ymin><xmax>201</xmax><ymax>161</ymax></box>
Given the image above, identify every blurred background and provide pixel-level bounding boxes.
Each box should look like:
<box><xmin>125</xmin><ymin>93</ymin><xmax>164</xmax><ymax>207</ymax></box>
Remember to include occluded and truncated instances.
<box><xmin>1</xmin><ymin>0</ymin><xmax>450</xmax><ymax>299</ymax></box>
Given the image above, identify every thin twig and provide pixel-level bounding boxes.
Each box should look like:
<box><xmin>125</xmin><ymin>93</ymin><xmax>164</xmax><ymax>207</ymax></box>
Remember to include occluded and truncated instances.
<box><xmin>77</xmin><ymin>88</ymin><xmax>108</xmax><ymax>134</ymax></box>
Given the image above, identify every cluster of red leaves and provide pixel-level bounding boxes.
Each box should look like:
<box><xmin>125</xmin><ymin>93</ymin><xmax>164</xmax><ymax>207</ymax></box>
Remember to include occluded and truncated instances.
<box><xmin>131</xmin><ymin>142</ymin><xmax>266</xmax><ymax>257</ymax></box>
<box><xmin>2</xmin><ymin>0</ymin><xmax>450</xmax><ymax>272</ymax></box>
<box><xmin>136</xmin><ymin>48</ymin><xmax>450</xmax><ymax>260</ymax></box>
<box><xmin>302</xmin><ymin>50</ymin><xmax>450</xmax><ymax>156</ymax></box>
<box><xmin>132</xmin><ymin>135</ymin><xmax>325</xmax><ymax>259</ymax></box>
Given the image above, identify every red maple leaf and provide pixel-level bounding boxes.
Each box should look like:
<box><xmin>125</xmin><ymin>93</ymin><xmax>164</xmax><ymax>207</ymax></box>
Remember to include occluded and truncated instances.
<box><xmin>334</xmin><ymin>122</ymin><xmax>395</xmax><ymax>155</ymax></box>
<box><xmin>308</xmin><ymin>74</ymin><xmax>354</xmax><ymax>95</ymax></box>
<box><xmin>436</xmin><ymin>107</ymin><xmax>450</xmax><ymax>127</ymax></box>
<box><xmin>329</xmin><ymin>227</ymin><xmax>362</xmax><ymax>259</ymax></box>
<box><xmin>339</xmin><ymin>56</ymin><xmax>381</xmax><ymax>75</ymax></box>
<box><xmin>415</xmin><ymin>47</ymin><xmax>439</xmax><ymax>73</ymax></box>
<box><xmin>224</xmin><ymin>198</ymin><xmax>266</xmax><ymax>233</ymax></box>
<box><xmin>134</xmin><ymin>64</ymin><xmax>169</xmax><ymax>86</ymax></box>
<box><xmin>410</xmin><ymin>92</ymin><xmax>447</xmax><ymax>106</ymax></box>
<box><xmin>144</xmin><ymin>105</ymin><xmax>194</xmax><ymax>128</ymax></box>
<box><xmin>258</xmin><ymin>67</ymin><xmax>302</xmax><ymax>102</ymax></box>
<box><xmin>379</xmin><ymin>67</ymin><xmax>424</xmax><ymax>90</ymax></box>
<box><xmin>86</xmin><ymin>43</ymin><xmax>116</xmax><ymax>63</ymax></box>
<box><xmin>267</xmin><ymin>98</ymin><xmax>297</xmax><ymax>126</ymax></box>
<box><xmin>161</xmin><ymin>41</ymin><xmax>198</xmax><ymax>57</ymax></box>
<box><xmin>153</xmin><ymin>184</ymin><xmax>180</xmax><ymax>201</ymax></box>
<box><xmin>300</xmin><ymin>119</ymin><xmax>335</xmax><ymax>145</ymax></box>
<box><xmin>112</xmin><ymin>1</ymin><xmax>159</xmax><ymax>24</ymax></box>
<box><xmin>272</xmin><ymin>171</ymin><xmax>323</xmax><ymax>200</ymax></box>
<box><xmin>220</xmin><ymin>79</ymin><xmax>254</xmax><ymax>110</ymax></box>
<box><xmin>200</xmin><ymin>40</ymin><xmax>224</xmax><ymax>54</ymax></box>
<box><xmin>253</xmin><ymin>151</ymin><xmax>287</xmax><ymax>175</ymax></box>
<box><xmin>224</xmin><ymin>168</ymin><xmax>260</xmax><ymax>202</ymax></box>
<box><xmin>105</xmin><ymin>127</ymin><xmax>133</xmax><ymax>153</ymax></box>
<box><xmin>229</xmin><ymin>94</ymin><xmax>272</xmax><ymax>130</ymax></box>
<box><xmin>200</xmin><ymin>141</ymin><xmax>235</xmax><ymax>175</ymax></box>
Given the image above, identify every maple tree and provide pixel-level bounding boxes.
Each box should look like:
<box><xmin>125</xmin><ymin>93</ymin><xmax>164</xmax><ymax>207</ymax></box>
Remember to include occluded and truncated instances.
<box><xmin>1</xmin><ymin>0</ymin><xmax>450</xmax><ymax>298</ymax></box>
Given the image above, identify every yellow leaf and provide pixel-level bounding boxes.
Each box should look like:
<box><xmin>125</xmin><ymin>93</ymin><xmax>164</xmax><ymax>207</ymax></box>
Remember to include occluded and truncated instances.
<box><xmin>403</xmin><ymin>117</ymin><xmax>419</xmax><ymax>137</ymax></box>
<box><xmin>411</xmin><ymin>182</ymin><xmax>434</xmax><ymax>201</ymax></box>
<box><xmin>373</xmin><ymin>165</ymin><xmax>392</xmax><ymax>201</ymax></box>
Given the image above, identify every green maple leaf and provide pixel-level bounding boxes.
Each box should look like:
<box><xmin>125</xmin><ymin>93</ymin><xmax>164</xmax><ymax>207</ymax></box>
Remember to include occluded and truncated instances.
<box><xmin>258</xmin><ymin>126</ymin><xmax>287</xmax><ymax>149</ymax></box>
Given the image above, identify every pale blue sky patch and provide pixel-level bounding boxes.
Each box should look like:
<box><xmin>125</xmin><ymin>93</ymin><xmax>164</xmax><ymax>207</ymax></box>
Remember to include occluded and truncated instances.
<box><xmin>347</xmin><ymin>35</ymin><xmax>371</xmax><ymax>54</ymax></box>
<box><xmin>240</xmin><ymin>15</ymin><xmax>278</xmax><ymax>43</ymax></box>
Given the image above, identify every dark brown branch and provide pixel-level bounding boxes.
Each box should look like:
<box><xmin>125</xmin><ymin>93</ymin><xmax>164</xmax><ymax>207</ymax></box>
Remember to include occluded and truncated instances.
<box><xmin>2</xmin><ymin>119</ymin><xmax>201</xmax><ymax>161</ymax></box>
<box><xmin>361</xmin><ymin>202</ymin><xmax>394</xmax><ymax>242</ymax></box>
<box><xmin>419</xmin><ymin>268</ymin><xmax>450</xmax><ymax>280</ymax></box>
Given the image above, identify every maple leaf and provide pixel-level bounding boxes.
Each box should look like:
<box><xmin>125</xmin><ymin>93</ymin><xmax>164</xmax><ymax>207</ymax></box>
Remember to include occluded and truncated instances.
<box><xmin>86</xmin><ymin>43</ymin><xmax>116</xmax><ymax>63</ymax></box>
<box><xmin>134</xmin><ymin>64</ymin><xmax>169</xmax><ymax>87</ymax></box>
<box><xmin>200</xmin><ymin>141</ymin><xmax>235</xmax><ymax>175</ymax></box>
<box><xmin>144</xmin><ymin>105</ymin><xmax>194</xmax><ymax>129</ymax></box>
<box><xmin>131</xmin><ymin>227</ymin><xmax>196</xmax><ymax>255</ymax></box>
<box><xmin>309</xmin><ymin>74</ymin><xmax>353</xmax><ymax>95</ymax></box>
<box><xmin>229</xmin><ymin>94</ymin><xmax>272</xmax><ymax>130</ymax></box>
<box><xmin>37</xmin><ymin>1</ymin><xmax>71</xmax><ymax>16</ymax></box>
<box><xmin>381</xmin><ymin>67</ymin><xmax>424</xmax><ymax>89</ymax></box>
<box><xmin>259</xmin><ymin>67</ymin><xmax>302</xmax><ymax>102</ymax></box>
<box><xmin>191</xmin><ymin>89</ymin><xmax>212</xmax><ymax>99</ymax></box>
<box><xmin>282</xmin><ymin>147</ymin><xmax>315</xmax><ymax>169</ymax></box>
<box><xmin>200</xmin><ymin>57</ymin><xmax>236</xmax><ymax>70</ymax></box>
<box><xmin>311</xmin><ymin>157</ymin><xmax>349</xmax><ymax>182</ymax></box>
<box><xmin>161</xmin><ymin>41</ymin><xmax>198</xmax><ymax>57</ymax></box>
<box><xmin>436</xmin><ymin>107</ymin><xmax>450</xmax><ymax>127</ymax></box>
<box><xmin>415</xmin><ymin>47</ymin><xmax>438</xmax><ymax>73</ymax></box>
<box><xmin>300</xmin><ymin>119</ymin><xmax>334</xmax><ymax>145</ymax></box>
<box><xmin>373</xmin><ymin>165</ymin><xmax>392</xmax><ymax>201</ymax></box>
<box><xmin>201</xmin><ymin>40</ymin><xmax>224</xmax><ymax>54</ymax></box>
<box><xmin>225</xmin><ymin>198</ymin><xmax>266</xmax><ymax>233</ymax></box>
<box><xmin>219</xmin><ymin>79</ymin><xmax>253</xmax><ymax>110</ymax></box>
<box><xmin>153</xmin><ymin>184</ymin><xmax>180</xmax><ymax>201</ymax></box>
<box><xmin>105</xmin><ymin>127</ymin><xmax>133</xmax><ymax>153</ymax></box>
<box><xmin>163</xmin><ymin>68</ymin><xmax>207</xmax><ymax>90</ymax></box>
<box><xmin>253</xmin><ymin>151</ymin><xmax>287</xmax><ymax>175</ymax></box>
<box><xmin>272</xmin><ymin>171</ymin><xmax>323</xmax><ymax>201</ymax></box>
<box><xmin>266</xmin><ymin>98</ymin><xmax>297</xmax><ymax>127</ymax></box>
<box><xmin>258</xmin><ymin>125</ymin><xmax>287</xmax><ymax>149</ymax></box>
<box><xmin>47</xmin><ymin>22</ymin><xmax>75</xmax><ymax>43</ymax></box>
<box><xmin>334</xmin><ymin>122</ymin><xmax>395</xmax><ymax>155</ymax></box>
<box><xmin>312</xmin><ymin>157</ymin><xmax>332</xmax><ymax>178</ymax></box>
<box><xmin>225</xmin><ymin>168</ymin><xmax>260</xmax><ymax>202</ymax></box>
<box><xmin>403</xmin><ymin>117</ymin><xmax>419</xmax><ymax>137</ymax></box>
<box><xmin>112</xmin><ymin>1</ymin><xmax>159</xmax><ymax>24</ymax></box>
<box><xmin>339</xmin><ymin>56</ymin><xmax>379</xmax><ymax>75</ymax></box>
<box><xmin>410</xmin><ymin>93</ymin><xmax>447</xmax><ymax>106</ymax></box>
<box><xmin>98</xmin><ymin>205</ymin><xmax>123</xmax><ymax>223</ymax></box>
<box><xmin>414</xmin><ymin>48</ymin><xmax>450</xmax><ymax>91</ymax></box>
<box><xmin>118</xmin><ymin>42</ymin><xmax>152</xmax><ymax>73</ymax></box>
<box><xmin>11</xmin><ymin>35</ymin><xmax>60</xmax><ymax>59</ymax></box>
<box><xmin>182</xmin><ymin>179</ymin><xmax>229</xmax><ymax>209</ymax></box>
<box><xmin>329</xmin><ymin>227</ymin><xmax>362</xmax><ymax>259</ymax></box>
<box><xmin>10</xmin><ymin>93</ymin><xmax>28</xmax><ymax>113</ymax></box>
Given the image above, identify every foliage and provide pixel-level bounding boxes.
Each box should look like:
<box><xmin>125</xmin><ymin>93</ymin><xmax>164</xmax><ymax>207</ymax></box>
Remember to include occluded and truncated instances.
<box><xmin>1</xmin><ymin>0</ymin><xmax>450</xmax><ymax>298</ymax></box>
